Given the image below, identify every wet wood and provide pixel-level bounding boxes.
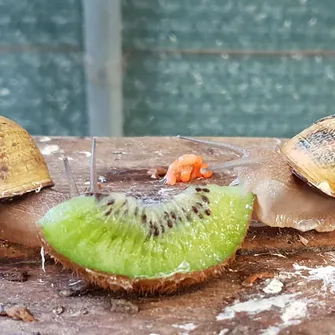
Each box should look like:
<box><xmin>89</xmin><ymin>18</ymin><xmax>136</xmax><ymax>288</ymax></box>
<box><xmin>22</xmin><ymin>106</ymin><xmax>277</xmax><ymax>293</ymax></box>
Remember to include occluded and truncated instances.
<box><xmin>2</xmin><ymin>252</ymin><xmax>335</xmax><ymax>335</ymax></box>
<box><xmin>1</xmin><ymin>136</ymin><xmax>335</xmax><ymax>334</ymax></box>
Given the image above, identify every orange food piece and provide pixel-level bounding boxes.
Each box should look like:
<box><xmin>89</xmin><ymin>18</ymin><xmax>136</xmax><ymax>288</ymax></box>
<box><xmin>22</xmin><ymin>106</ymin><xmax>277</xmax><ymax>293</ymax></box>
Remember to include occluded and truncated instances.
<box><xmin>165</xmin><ymin>154</ymin><xmax>213</xmax><ymax>186</ymax></box>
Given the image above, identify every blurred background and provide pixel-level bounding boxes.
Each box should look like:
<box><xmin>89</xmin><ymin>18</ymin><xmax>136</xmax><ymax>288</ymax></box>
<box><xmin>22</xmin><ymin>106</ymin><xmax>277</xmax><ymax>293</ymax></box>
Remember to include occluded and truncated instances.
<box><xmin>1</xmin><ymin>0</ymin><xmax>335</xmax><ymax>138</ymax></box>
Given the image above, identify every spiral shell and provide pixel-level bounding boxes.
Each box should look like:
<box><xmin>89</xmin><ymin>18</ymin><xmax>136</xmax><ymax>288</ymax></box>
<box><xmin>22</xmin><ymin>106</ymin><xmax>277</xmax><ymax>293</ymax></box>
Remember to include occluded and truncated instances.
<box><xmin>281</xmin><ymin>115</ymin><xmax>335</xmax><ymax>197</ymax></box>
<box><xmin>0</xmin><ymin>116</ymin><xmax>54</xmax><ymax>199</ymax></box>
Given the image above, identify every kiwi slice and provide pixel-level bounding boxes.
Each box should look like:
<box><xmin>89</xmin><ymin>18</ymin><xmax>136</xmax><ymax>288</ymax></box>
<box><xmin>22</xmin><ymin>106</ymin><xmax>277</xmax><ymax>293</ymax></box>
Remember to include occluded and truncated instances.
<box><xmin>38</xmin><ymin>139</ymin><xmax>255</xmax><ymax>294</ymax></box>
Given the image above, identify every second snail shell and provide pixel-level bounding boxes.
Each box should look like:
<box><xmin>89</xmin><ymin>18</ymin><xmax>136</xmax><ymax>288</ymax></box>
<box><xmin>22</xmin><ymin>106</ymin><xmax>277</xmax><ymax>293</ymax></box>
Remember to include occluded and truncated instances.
<box><xmin>281</xmin><ymin>115</ymin><xmax>335</xmax><ymax>198</ymax></box>
<box><xmin>0</xmin><ymin>116</ymin><xmax>54</xmax><ymax>199</ymax></box>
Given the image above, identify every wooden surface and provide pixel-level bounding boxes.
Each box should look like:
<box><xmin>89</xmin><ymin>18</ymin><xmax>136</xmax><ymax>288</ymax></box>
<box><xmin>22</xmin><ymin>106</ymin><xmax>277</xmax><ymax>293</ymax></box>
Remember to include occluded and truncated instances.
<box><xmin>2</xmin><ymin>136</ymin><xmax>335</xmax><ymax>335</ymax></box>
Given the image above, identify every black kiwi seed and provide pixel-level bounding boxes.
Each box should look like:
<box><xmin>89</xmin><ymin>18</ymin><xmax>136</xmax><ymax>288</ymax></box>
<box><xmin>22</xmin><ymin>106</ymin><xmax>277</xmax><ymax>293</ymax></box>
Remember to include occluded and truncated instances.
<box><xmin>196</xmin><ymin>202</ymin><xmax>203</xmax><ymax>208</ymax></box>
<box><xmin>202</xmin><ymin>188</ymin><xmax>210</xmax><ymax>193</ymax></box>
<box><xmin>201</xmin><ymin>195</ymin><xmax>210</xmax><ymax>204</ymax></box>
<box><xmin>142</xmin><ymin>214</ymin><xmax>147</xmax><ymax>223</ymax></box>
<box><xmin>167</xmin><ymin>220</ymin><xmax>173</xmax><ymax>228</ymax></box>
<box><xmin>107</xmin><ymin>199</ymin><xmax>115</xmax><ymax>206</ymax></box>
<box><xmin>205</xmin><ymin>209</ymin><xmax>211</xmax><ymax>216</ymax></box>
<box><xmin>195</xmin><ymin>187</ymin><xmax>202</xmax><ymax>192</ymax></box>
<box><xmin>171</xmin><ymin>212</ymin><xmax>177</xmax><ymax>220</ymax></box>
<box><xmin>153</xmin><ymin>227</ymin><xmax>159</xmax><ymax>236</ymax></box>
<box><xmin>148</xmin><ymin>221</ymin><xmax>160</xmax><ymax>237</ymax></box>
<box><xmin>160</xmin><ymin>224</ymin><xmax>165</xmax><ymax>233</ymax></box>
<box><xmin>192</xmin><ymin>206</ymin><xmax>198</xmax><ymax>213</ymax></box>
<box><xmin>105</xmin><ymin>209</ymin><xmax>112</xmax><ymax>216</ymax></box>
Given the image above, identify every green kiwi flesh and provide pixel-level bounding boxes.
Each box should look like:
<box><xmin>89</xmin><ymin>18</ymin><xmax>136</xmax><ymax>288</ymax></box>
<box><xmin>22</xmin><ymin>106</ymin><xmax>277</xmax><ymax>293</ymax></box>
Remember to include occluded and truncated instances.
<box><xmin>38</xmin><ymin>184</ymin><xmax>254</xmax><ymax>293</ymax></box>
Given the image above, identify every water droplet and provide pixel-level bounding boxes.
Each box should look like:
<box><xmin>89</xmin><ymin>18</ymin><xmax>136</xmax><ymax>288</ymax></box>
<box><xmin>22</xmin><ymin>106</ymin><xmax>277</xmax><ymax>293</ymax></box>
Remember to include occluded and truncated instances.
<box><xmin>60</xmin><ymin>103</ymin><xmax>69</xmax><ymax>111</ymax></box>
<box><xmin>229</xmin><ymin>178</ymin><xmax>240</xmax><ymax>186</ymax></box>
<box><xmin>327</xmin><ymin>70</ymin><xmax>335</xmax><ymax>81</ymax></box>
<box><xmin>309</xmin><ymin>18</ymin><xmax>317</xmax><ymax>26</ymax></box>
<box><xmin>255</xmin><ymin>13</ymin><xmax>267</xmax><ymax>21</ymax></box>
<box><xmin>284</xmin><ymin>20</ymin><xmax>292</xmax><ymax>28</ymax></box>
<box><xmin>169</xmin><ymin>34</ymin><xmax>177</xmax><ymax>42</ymax></box>
<box><xmin>292</xmin><ymin>53</ymin><xmax>303</xmax><ymax>60</ymax></box>
<box><xmin>193</xmin><ymin>72</ymin><xmax>203</xmax><ymax>85</ymax></box>
<box><xmin>220</xmin><ymin>53</ymin><xmax>229</xmax><ymax>60</ymax></box>
<box><xmin>0</xmin><ymin>88</ymin><xmax>10</xmax><ymax>96</ymax></box>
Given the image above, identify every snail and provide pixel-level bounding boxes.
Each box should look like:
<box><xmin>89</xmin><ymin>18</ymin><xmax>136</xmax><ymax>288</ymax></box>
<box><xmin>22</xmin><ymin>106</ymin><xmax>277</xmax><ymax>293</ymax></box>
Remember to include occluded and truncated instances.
<box><xmin>178</xmin><ymin>114</ymin><xmax>335</xmax><ymax>233</ymax></box>
<box><xmin>1</xmin><ymin>115</ymin><xmax>335</xmax><ymax>250</ymax></box>
<box><xmin>0</xmin><ymin>116</ymin><xmax>56</xmax><ymax>247</ymax></box>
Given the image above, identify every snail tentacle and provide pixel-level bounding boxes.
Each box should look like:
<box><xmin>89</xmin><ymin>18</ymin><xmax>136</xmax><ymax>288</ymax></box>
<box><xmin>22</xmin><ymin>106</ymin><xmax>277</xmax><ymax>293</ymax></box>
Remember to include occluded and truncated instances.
<box><xmin>90</xmin><ymin>137</ymin><xmax>98</xmax><ymax>194</ymax></box>
<box><xmin>177</xmin><ymin>135</ymin><xmax>246</xmax><ymax>156</ymax></box>
<box><xmin>206</xmin><ymin>158</ymin><xmax>261</xmax><ymax>173</ymax></box>
<box><xmin>63</xmin><ymin>156</ymin><xmax>79</xmax><ymax>198</ymax></box>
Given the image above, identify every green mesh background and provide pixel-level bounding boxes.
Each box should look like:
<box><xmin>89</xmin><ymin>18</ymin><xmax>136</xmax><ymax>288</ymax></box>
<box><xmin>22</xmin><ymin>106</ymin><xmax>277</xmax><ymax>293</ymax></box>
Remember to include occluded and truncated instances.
<box><xmin>0</xmin><ymin>0</ymin><xmax>87</xmax><ymax>136</ymax></box>
<box><xmin>2</xmin><ymin>0</ymin><xmax>335</xmax><ymax>137</ymax></box>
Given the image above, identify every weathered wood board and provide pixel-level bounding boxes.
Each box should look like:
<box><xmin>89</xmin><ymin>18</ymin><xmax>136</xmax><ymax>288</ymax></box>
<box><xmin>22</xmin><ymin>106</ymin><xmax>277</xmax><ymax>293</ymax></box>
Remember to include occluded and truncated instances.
<box><xmin>1</xmin><ymin>136</ymin><xmax>335</xmax><ymax>335</ymax></box>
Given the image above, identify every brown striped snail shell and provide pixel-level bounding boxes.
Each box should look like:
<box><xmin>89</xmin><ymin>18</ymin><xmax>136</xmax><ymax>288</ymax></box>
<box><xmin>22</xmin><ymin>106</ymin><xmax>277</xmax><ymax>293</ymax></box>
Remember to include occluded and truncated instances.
<box><xmin>0</xmin><ymin>116</ymin><xmax>54</xmax><ymax>199</ymax></box>
<box><xmin>281</xmin><ymin>115</ymin><xmax>335</xmax><ymax>198</ymax></box>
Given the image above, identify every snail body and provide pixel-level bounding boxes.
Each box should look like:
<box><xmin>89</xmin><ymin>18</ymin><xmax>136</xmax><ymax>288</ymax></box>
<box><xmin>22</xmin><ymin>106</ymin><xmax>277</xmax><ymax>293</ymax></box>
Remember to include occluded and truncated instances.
<box><xmin>0</xmin><ymin>190</ymin><xmax>69</xmax><ymax>247</ymax></box>
<box><xmin>0</xmin><ymin>116</ymin><xmax>55</xmax><ymax>246</ymax></box>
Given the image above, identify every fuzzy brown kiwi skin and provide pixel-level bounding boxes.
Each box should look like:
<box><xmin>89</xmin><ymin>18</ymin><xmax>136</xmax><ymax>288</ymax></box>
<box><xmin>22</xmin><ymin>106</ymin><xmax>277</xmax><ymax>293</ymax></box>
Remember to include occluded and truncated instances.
<box><xmin>38</xmin><ymin>217</ymin><xmax>251</xmax><ymax>296</ymax></box>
